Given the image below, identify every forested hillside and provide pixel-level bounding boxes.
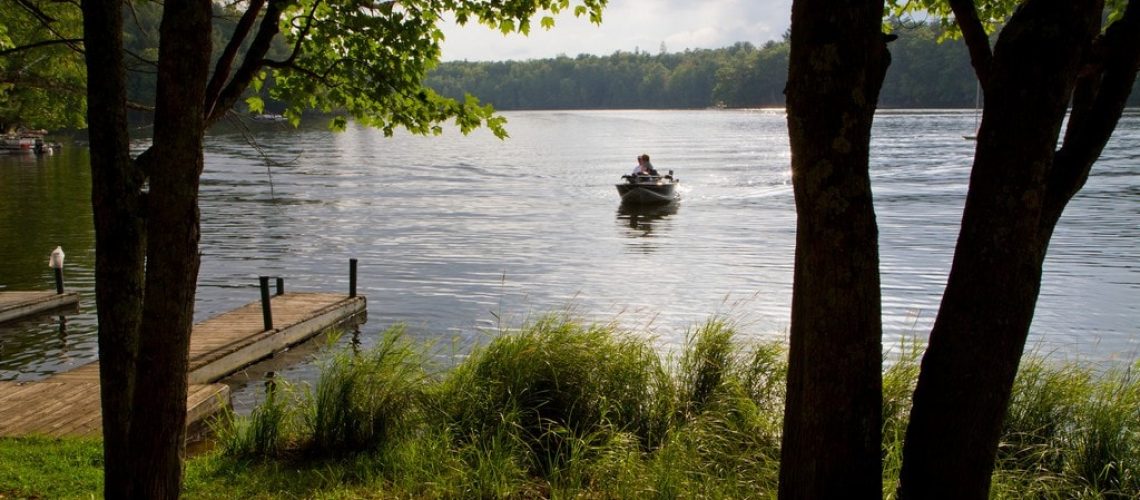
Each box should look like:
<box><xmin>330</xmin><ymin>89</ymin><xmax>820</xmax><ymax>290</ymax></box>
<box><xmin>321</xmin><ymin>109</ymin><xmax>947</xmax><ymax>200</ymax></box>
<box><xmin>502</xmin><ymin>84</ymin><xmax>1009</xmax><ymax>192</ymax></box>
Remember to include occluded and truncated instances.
<box><xmin>5</xmin><ymin>14</ymin><xmax>1138</xmax><ymax>131</ymax></box>
<box><xmin>429</xmin><ymin>22</ymin><xmax>1140</xmax><ymax>110</ymax></box>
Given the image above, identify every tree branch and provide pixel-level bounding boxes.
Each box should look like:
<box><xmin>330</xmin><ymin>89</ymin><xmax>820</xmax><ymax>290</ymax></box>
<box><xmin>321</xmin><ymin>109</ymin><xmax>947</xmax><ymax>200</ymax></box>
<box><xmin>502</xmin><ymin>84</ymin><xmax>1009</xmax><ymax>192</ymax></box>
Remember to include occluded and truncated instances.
<box><xmin>0</xmin><ymin>38</ymin><xmax>85</xmax><ymax>57</ymax></box>
<box><xmin>12</xmin><ymin>0</ymin><xmax>85</xmax><ymax>54</ymax></box>
<box><xmin>1046</xmin><ymin>0</ymin><xmax>1140</xmax><ymax>222</ymax></box>
<box><xmin>124</xmin><ymin>48</ymin><xmax>156</xmax><ymax>67</ymax></box>
<box><xmin>262</xmin><ymin>56</ymin><xmax>349</xmax><ymax>88</ymax></box>
<box><xmin>203</xmin><ymin>0</ymin><xmax>268</xmax><ymax>119</ymax></box>
<box><xmin>277</xmin><ymin>0</ymin><xmax>323</xmax><ymax>69</ymax></box>
<box><xmin>949</xmin><ymin>0</ymin><xmax>993</xmax><ymax>86</ymax></box>
<box><xmin>14</xmin><ymin>0</ymin><xmax>57</xmax><ymax>24</ymax></box>
<box><xmin>205</xmin><ymin>0</ymin><xmax>291</xmax><ymax>126</ymax></box>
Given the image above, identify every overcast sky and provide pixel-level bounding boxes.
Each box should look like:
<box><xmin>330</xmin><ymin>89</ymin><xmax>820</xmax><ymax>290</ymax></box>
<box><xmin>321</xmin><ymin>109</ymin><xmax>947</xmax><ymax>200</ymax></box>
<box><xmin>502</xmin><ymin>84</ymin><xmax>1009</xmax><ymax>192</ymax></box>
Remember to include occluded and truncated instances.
<box><xmin>438</xmin><ymin>0</ymin><xmax>792</xmax><ymax>62</ymax></box>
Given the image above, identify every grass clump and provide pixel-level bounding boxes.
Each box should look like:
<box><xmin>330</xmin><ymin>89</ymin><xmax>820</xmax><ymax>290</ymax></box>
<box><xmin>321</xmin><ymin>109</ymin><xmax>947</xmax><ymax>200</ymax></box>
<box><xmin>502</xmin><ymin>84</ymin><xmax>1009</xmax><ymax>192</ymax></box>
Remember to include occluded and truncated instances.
<box><xmin>306</xmin><ymin>325</ymin><xmax>429</xmax><ymax>455</ymax></box>
<box><xmin>436</xmin><ymin>314</ymin><xmax>672</xmax><ymax>471</ymax></box>
<box><xmin>6</xmin><ymin>315</ymin><xmax>1113</xmax><ymax>499</ymax></box>
<box><xmin>199</xmin><ymin>316</ymin><xmax>788</xmax><ymax>497</ymax></box>
<box><xmin>212</xmin><ymin>325</ymin><xmax>429</xmax><ymax>460</ymax></box>
<box><xmin>986</xmin><ymin>359</ymin><xmax>1139</xmax><ymax>499</ymax></box>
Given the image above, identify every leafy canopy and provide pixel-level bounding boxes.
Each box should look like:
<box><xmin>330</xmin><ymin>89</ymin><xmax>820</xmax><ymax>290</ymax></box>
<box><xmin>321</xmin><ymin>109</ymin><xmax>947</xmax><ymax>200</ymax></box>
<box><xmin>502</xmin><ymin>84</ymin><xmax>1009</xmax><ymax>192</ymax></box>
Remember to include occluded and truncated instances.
<box><xmin>885</xmin><ymin>0</ymin><xmax>1130</xmax><ymax>38</ymax></box>
<box><xmin>0</xmin><ymin>0</ymin><xmax>86</xmax><ymax>132</ymax></box>
<box><xmin>249</xmin><ymin>0</ymin><xmax>607</xmax><ymax>137</ymax></box>
<box><xmin>0</xmin><ymin>0</ymin><xmax>607</xmax><ymax>137</ymax></box>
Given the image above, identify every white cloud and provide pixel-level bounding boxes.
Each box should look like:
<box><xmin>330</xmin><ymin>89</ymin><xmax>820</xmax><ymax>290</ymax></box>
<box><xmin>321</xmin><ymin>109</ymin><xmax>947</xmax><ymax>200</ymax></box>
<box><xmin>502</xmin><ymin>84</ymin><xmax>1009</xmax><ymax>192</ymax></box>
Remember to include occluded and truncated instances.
<box><xmin>439</xmin><ymin>0</ymin><xmax>791</xmax><ymax>61</ymax></box>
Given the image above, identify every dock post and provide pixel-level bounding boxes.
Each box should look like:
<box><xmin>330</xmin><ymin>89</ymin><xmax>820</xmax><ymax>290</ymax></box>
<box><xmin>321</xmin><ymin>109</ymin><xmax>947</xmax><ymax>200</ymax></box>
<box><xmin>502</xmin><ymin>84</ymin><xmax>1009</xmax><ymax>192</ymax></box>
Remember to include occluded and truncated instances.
<box><xmin>349</xmin><ymin>258</ymin><xmax>358</xmax><ymax>298</ymax></box>
<box><xmin>53</xmin><ymin>268</ymin><xmax>64</xmax><ymax>294</ymax></box>
<box><xmin>275</xmin><ymin>277</ymin><xmax>284</xmax><ymax>296</ymax></box>
<box><xmin>259</xmin><ymin>276</ymin><xmax>274</xmax><ymax>331</ymax></box>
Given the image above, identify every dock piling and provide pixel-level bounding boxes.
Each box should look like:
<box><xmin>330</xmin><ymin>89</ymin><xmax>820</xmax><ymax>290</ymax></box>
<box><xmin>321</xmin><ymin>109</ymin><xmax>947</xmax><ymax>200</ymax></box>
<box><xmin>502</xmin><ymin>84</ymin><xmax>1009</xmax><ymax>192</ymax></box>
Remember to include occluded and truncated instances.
<box><xmin>259</xmin><ymin>276</ymin><xmax>274</xmax><ymax>331</ymax></box>
<box><xmin>53</xmin><ymin>268</ymin><xmax>64</xmax><ymax>294</ymax></box>
<box><xmin>349</xmin><ymin>258</ymin><xmax>358</xmax><ymax>298</ymax></box>
<box><xmin>50</xmin><ymin>246</ymin><xmax>65</xmax><ymax>294</ymax></box>
<box><xmin>276</xmin><ymin>277</ymin><xmax>285</xmax><ymax>296</ymax></box>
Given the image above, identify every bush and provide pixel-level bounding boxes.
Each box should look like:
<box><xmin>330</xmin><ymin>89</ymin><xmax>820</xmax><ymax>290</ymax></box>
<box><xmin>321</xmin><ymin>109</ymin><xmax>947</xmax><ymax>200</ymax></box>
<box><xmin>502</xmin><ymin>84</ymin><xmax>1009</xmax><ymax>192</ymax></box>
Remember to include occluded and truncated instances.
<box><xmin>305</xmin><ymin>325</ymin><xmax>430</xmax><ymax>454</ymax></box>
<box><xmin>436</xmin><ymin>314</ymin><xmax>671</xmax><ymax>472</ymax></box>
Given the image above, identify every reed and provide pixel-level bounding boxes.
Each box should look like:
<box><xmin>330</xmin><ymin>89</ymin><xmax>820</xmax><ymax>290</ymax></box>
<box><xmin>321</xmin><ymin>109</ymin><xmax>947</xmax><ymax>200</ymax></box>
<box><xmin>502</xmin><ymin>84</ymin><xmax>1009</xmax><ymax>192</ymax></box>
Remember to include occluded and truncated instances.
<box><xmin>304</xmin><ymin>324</ymin><xmax>429</xmax><ymax>455</ymax></box>
<box><xmin>194</xmin><ymin>318</ymin><xmax>1140</xmax><ymax>498</ymax></box>
<box><xmin>211</xmin><ymin>377</ymin><xmax>299</xmax><ymax>458</ymax></box>
<box><xmin>12</xmin><ymin>316</ymin><xmax>1135</xmax><ymax>498</ymax></box>
<box><xmin>1066</xmin><ymin>365</ymin><xmax>1139</xmax><ymax>497</ymax></box>
<box><xmin>435</xmin><ymin>313</ymin><xmax>670</xmax><ymax>473</ymax></box>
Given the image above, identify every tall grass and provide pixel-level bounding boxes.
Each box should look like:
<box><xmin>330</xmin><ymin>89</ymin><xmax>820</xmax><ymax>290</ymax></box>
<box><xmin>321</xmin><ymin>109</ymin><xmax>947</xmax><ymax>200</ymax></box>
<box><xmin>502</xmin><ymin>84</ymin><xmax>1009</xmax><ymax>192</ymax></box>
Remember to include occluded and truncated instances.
<box><xmin>305</xmin><ymin>324</ymin><xmax>429</xmax><ymax>454</ymax></box>
<box><xmin>213</xmin><ymin>325</ymin><xmax>430</xmax><ymax>460</ymax></box>
<box><xmin>203</xmin><ymin>317</ymin><xmax>1137</xmax><ymax>499</ymax></box>
<box><xmin>211</xmin><ymin>376</ymin><xmax>298</xmax><ymax>458</ymax></box>
<box><xmin>435</xmin><ymin>314</ymin><xmax>672</xmax><ymax>472</ymax></box>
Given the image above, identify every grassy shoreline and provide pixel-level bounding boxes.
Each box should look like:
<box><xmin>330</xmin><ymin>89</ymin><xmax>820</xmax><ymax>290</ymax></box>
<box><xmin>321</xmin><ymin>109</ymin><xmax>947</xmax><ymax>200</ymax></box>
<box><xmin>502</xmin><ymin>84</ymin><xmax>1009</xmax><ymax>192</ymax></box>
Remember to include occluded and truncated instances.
<box><xmin>2</xmin><ymin>317</ymin><xmax>1136</xmax><ymax>498</ymax></box>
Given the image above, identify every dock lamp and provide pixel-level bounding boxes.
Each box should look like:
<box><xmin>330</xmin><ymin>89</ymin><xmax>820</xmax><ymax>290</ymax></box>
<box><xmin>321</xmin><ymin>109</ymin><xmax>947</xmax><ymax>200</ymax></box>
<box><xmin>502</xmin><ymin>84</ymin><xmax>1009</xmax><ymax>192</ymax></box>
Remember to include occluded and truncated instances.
<box><xmin>49</xmin><ymin>246</ymin><xmax>65</xmax><ymax>294</ymax></box>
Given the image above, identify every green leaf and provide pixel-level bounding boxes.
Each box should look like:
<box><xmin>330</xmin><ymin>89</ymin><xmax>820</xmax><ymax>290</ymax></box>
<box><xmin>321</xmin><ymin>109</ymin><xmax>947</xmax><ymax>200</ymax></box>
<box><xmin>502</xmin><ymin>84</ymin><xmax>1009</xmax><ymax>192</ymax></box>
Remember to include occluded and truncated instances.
<box><xmin>245</xmin><ymin>96</ymin><xmax>265</xmax><ymax>114</ymax></box>
<box><xmin>541</xmin><ymin>16</ymin><xmax>556</xmax><ymax>30</ymax></box>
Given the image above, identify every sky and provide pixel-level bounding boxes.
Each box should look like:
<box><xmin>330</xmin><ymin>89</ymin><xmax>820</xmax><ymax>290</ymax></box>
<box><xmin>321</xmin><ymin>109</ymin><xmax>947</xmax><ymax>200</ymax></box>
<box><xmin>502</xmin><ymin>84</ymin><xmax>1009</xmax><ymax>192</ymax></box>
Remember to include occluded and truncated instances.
<box><xmin>438</xmin><ymin>0</ymin><xmax>792</xmax><ymax>62</ymax></box>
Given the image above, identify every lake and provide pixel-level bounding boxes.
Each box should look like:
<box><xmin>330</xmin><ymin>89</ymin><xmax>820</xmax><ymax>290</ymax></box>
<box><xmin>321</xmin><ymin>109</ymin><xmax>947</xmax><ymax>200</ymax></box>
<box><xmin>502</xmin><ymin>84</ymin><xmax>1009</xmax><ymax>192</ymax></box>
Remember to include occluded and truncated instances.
<box><xmin>1</xmin><ymin>109</ymin><xmax>1137</xmax><ymax>406</ymax></box>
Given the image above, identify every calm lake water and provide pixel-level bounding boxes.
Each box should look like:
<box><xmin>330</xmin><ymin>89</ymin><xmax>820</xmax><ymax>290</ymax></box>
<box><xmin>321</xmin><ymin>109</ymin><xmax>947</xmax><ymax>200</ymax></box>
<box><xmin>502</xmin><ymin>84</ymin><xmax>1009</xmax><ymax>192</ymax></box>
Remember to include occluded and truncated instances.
<box><xmin>1</xmin><ymin>109</ymin><xmax>1137</xmax><ymax>406</ymax></box>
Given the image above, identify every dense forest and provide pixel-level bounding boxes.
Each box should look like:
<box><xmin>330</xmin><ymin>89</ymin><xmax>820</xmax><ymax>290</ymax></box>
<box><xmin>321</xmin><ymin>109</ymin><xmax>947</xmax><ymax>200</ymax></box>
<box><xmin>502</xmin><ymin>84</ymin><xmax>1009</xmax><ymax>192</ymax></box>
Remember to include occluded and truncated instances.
<box><xmin>5</xmin><ymin>12</ymin><xmax>1139</xmax><ymax>131</ymax></box>
<box><xmin>428</xmin><ymin>22</ymin><xmax>1140</xmax><ymax>110</ymax></box>
<box><xmin>103</xmin><ymin>14</ymin><xmax>1140</xmax><ymax>114</ymax></box>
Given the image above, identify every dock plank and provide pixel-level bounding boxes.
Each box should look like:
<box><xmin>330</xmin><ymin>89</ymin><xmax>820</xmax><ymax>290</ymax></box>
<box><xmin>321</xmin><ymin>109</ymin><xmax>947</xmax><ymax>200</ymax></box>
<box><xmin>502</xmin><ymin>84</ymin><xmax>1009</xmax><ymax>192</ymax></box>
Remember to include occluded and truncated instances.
<box><xmin>0</xmin><ymin>291</ymin><xmax>79</xmax><ymax>324</ymax></box>
<box><xmin>0</xmin><ymin>381</ymin><xmax>228</xmax><ymax>438</ymax></box>
<box><xmin>1</xmin><ymin>291</ymin><xmax>364</xmax><ymax>439</ymax></box>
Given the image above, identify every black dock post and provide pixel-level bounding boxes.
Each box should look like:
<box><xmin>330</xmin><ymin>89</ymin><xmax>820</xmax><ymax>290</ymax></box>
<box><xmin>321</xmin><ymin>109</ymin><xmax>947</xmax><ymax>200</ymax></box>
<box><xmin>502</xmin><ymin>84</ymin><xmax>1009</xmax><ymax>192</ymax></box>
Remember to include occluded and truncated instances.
<box><xmin>259</xmin><ymin>276</ymin><xmax>274</xmax><ymax>331</ymax></box>
<box><xmin>349</xmin><ymin>258</ymin><xmax>358</xmax><ymax>298</ymax></box>
<box><xmin>275</xmin><ymin>277</ymin><xmax>285</xmax><ymax>296</ymax></box>
<box><xmin>53</xmin><ymin>268</ymin><xmax>64</xmax><ymax>294</ymax></box>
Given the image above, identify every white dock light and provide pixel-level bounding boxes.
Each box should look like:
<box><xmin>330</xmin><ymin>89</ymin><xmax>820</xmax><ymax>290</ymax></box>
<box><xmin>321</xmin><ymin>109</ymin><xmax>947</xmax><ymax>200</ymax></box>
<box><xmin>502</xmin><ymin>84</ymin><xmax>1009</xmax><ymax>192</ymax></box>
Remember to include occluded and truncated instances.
<box><xmin>50</xmin><ymin>246</ymin><xmax>65</xmax><ymax>269</ymax></box>
<box><xmin>49</xmin><ymin>246</ymin><xmax>65</xmax><ymax>294</ymax></box>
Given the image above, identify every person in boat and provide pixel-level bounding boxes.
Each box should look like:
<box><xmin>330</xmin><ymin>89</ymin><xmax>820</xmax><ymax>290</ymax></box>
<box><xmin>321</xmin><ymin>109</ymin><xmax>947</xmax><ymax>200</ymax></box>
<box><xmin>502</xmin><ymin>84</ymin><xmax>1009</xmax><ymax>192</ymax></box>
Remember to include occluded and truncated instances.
<box><xmin>631</xmin><ymin>154</ymin><xmax>659</xmax><ymax>177</ymax></box>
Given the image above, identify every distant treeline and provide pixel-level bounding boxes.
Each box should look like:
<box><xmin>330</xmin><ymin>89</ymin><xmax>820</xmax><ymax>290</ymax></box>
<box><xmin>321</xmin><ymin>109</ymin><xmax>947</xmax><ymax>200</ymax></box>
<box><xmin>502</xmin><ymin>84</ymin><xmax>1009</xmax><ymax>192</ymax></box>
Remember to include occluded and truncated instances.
<box><xmin>113</xmin><ymin>14</ymin><xmax>1139</xmax><ymax>116</ymax></box>
<box><xmin>429</xmin><ymin>23</ymin><xmax>1140</xmax><ymax>110</ymax></box>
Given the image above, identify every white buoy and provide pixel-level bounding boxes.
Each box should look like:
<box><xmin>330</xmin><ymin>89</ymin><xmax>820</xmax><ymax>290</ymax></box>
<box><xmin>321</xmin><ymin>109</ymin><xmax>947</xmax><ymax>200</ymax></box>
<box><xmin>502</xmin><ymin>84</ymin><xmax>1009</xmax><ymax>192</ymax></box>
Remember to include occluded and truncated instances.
<box><xmin>50</xmin><ymin>246</ymin><xmax>65</xmax><ymax>269</ymax></box>
<box><xmin>50</xmin><ymin>246</ymin><xmax>65</xmax><ymax>294</ymax></box>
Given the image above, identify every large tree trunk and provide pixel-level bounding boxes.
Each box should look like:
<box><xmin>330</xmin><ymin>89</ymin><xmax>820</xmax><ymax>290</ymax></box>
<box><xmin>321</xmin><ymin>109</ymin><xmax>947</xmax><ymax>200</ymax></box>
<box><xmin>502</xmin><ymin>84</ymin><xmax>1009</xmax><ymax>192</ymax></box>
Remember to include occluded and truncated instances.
<box><xmin>124</xmin><ymin>0</ymin><xmax>212</xmax><ymax>497</ymax></box>
<box><xmin>81</xmin><ymin>0</ymin><xmax>145</xmax><ymax>497</ymax></box>
<box><xmin>898</xmin><ymin>1</ymin><xmax>1131</xmax><ymax>497</ymax></box>
<box><xmin>779</xmin><ymin>1</ymin><xmax>890</xmax><ymax>497</ymax></box>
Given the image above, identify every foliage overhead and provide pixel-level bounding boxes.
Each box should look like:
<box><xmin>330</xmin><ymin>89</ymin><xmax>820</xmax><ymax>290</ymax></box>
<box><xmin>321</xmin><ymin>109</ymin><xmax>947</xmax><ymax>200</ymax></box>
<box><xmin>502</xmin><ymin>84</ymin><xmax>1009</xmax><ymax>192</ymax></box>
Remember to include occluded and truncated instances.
<box><xmin>885</xmin><ymin>0</ymin><xmax>1021</xmax><ymax>38</ymax></box>
<box><xmin>885</xmin><ymin>0</ymin><xmax>1132</xmax><ymax>38</ymax></box>
<box><xmin>247</xmin><ymin>0</ymin><xmax>607</xmax><ymax>137</ymax></box>
<box><xmin>0</xmin><ymin>0</ymin><xmax>85</xmax><ymax>131</ymax></box>
<box><xmin>0</xmin><ymin>0</ymin><xmax>607</xmax><ymax>136</ymax></box>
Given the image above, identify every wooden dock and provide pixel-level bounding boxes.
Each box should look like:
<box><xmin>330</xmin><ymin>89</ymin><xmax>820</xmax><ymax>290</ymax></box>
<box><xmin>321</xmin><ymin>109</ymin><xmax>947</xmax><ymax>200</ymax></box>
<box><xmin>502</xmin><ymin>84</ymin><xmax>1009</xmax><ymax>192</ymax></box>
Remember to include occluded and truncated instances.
<box><xmin>0</xmin><ymin>291</ymin><xmax>80</xmax><ymax>324</ymax></box>
<box><xmin>0</xmin><ymin>292</ymin><xmax>366</xmax><ymax>438</ymax></box>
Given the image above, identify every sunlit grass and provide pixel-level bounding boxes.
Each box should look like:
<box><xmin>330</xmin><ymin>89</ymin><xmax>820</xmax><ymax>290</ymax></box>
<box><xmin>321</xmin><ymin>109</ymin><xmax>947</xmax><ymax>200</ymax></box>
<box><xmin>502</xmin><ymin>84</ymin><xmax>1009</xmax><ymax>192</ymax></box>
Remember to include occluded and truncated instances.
<box><xmin>0</xmin><ymin>436</ymin><xmax>103</xmax><ymax>498</ymax></box>
<box><xmin>3</xmin><ymin>316</ymin><xmax>1136</xmax><ymax>499</ymax></box>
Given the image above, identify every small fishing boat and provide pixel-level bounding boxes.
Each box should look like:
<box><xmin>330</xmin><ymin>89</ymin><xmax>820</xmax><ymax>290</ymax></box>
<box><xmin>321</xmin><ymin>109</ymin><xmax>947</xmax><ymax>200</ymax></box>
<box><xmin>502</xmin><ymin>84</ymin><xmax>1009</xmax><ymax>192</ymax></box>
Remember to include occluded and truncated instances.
<box><xmin>616</xmin><ymin>171</ymin><xmax>679</xmax><ymax>205</ymax></box>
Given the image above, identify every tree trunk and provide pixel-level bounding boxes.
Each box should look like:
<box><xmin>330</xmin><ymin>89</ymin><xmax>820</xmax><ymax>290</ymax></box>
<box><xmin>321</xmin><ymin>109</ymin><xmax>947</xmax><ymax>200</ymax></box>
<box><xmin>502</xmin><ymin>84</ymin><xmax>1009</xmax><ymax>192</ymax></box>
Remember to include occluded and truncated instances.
<box><xmin>899</xmin><ymin>2</ymin><xmax>1105</xmax><ymax>497</ymax></box>
<box><xmin>779</xmin><ymin>1</ymin><xmax>890</xmax><ymax>497</ymax></box>
<box><xmin>81</xmin><ymin>0</ymin><xmax>145</xmax><ymax>497</ymax></box>
<box><xmin>124</xmin><ymin>0</ymin><xmax>212</xmax><ymax>497</ymax></box>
